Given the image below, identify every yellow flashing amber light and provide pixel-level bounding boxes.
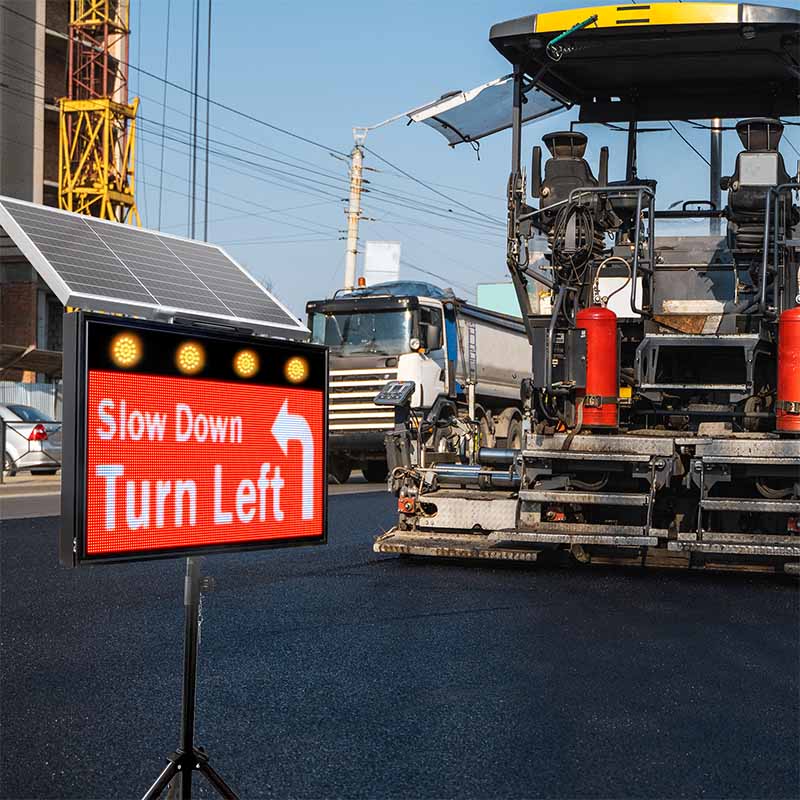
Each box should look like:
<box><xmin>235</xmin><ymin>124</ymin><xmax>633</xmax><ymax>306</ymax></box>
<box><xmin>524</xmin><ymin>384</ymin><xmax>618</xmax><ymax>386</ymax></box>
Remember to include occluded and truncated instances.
<box><xmin>534</xmin><ymin>2</ymin><xmax>738</xmax><ymax>33</ymax></box>
<box><xmin>109</xmin><ymin>332</ymin><xmax>142</xmax><ymax>368</ymax></box>
<box><xmin>176</xmin><ymin>341</ymin><xmax>205</xmax><ymax>375</ymax></box>
<box><xmin>233</xmin><ymin>349</ymin><xmax>259</xmax><ymax>378</ymax></box>
<box><xmin>284</xmin><ymin>356</ymin><xmax>309</xmax><ymax>384</ymax></box>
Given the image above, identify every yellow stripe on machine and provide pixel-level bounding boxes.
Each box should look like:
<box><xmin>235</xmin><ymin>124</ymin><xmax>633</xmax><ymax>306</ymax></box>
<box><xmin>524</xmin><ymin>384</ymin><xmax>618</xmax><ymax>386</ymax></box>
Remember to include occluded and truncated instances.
<box><xmin>534</xmin><ymin>2</ymin><xmax>738</xmax><ymax>32</ymax></box>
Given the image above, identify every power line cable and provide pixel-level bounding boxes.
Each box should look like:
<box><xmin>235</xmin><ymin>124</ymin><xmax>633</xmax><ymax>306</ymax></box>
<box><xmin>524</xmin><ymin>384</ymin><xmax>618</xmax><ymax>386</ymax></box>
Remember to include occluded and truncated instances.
<box><xmin>363</xmin><ymin>145</ymin><xmax>502</xmax><ymax>224</ymax></box>
<box><xmin>399</xmin><ymin>258</ymin><xmax>473</xmax><ymax>295</ymax></box>
<box><xmin>190</xmin><ymin>0</ymin><xmax>200</xmax><ymax>238</ymax></box>
<box><xmin>668</xmin><ymin>121</ymin><xmax>711</xmax><ymax>167</ymax></box>
<box><xmin>0</xmin><ymin>75</ymin><xmax>493</xmax><ymax>244</ymax></box>
<box><xmin>156</xmin><ymin>0</ymin><xmax>172</xmax><ymax>230</ymax></box>
<box><xmin>0</xmin><ymin>30</ymin><xmax>502</xmax><ymax>231</ymax></box>
<box><xmin>203</xmin><ymin>0</ymin><xmax>212</xmax><ymax>241</ymax></box>
<box><xmin>0</xmin><ymin>4</ymin><xmax>348</xmax><ymax>158</ymax></box>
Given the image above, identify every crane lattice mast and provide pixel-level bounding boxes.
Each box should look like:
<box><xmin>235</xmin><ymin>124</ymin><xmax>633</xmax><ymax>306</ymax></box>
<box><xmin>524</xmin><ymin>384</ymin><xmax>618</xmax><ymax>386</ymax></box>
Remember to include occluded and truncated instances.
<box><xmin>59</xmin><ymin>0</ymin><xmax>140</xmax><ymax>224</ymax></box>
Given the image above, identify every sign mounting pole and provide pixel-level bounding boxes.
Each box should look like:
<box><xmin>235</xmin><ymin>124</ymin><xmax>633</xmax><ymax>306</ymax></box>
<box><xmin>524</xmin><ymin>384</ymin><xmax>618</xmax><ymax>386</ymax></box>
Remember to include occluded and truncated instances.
<box><xmin>142</xmin><ymin>558</ymin><xmax>238</xmax><ymax>800</ymax></box>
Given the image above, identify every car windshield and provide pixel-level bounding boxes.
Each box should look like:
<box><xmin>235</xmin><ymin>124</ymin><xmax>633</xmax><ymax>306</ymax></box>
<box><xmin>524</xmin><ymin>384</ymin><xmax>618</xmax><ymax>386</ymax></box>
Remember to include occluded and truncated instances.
<box><xmin>6</xmin><ymin>405</ymin><xmax>54</xmax><ymax>422</ymax></box>
<box><xmin>310</xmin><ymin>310</ymin><xmax>412</xmax><ymax>355</ymax></box>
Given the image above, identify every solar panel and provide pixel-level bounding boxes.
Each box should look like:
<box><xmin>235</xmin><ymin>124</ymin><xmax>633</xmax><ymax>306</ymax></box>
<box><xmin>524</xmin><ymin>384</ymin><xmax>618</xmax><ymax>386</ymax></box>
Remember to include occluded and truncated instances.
<box><xmin>0</xmin><ymin>196</ymin><xmax>307</xmax><ymax>338</ymax></box>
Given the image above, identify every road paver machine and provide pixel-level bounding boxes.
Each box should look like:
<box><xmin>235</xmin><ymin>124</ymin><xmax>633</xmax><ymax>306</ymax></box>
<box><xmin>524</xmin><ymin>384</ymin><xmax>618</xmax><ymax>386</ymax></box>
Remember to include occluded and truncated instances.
<box><xmin>376</xmin><ymin>2</ymin><xmax>800</xmax><ymax>574</ymax></box>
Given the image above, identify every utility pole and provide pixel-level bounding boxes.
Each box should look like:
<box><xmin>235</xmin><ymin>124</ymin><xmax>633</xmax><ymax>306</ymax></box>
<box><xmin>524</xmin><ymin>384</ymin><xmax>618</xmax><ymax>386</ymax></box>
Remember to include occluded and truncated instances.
<box><xmin>710</xmin><ymin>117</ymin><xmax>722</xmax><ymax>236</ymax></box>
<box><xmin>343</xmin><ymin>132</ymin><xmax>366</xmax><ymax>290</ymax></box>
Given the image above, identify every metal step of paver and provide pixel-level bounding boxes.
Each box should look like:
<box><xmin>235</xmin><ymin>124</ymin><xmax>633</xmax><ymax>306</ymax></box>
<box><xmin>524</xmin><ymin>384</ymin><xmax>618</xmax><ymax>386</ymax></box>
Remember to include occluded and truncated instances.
<box><xmin>489</xmin><ymin>530</ymin><xmax>657</xmax><ymax>547</ymax></box>
<box><xmin>678</xmin><ymin>531</ymin><xmax>800</xmax><ymax>546</ymax></box>
<box><xmin>700</xmin><ymin>498</ymin><xmax>800</xmax><ymax>513</ymax></box>
<box><xmin>373</xmin><ymin>530</ymin><xmax>539</xmax><ymax>562</ymax></box>
<box><xmin>668</xmin><ymin>540</ymin><xmax>800</xmax><ymax>557</ymax></box>
<box><xmin>519</xmin><ymin>490</ymin><xmax>650</xmax><ymax>507</ymax></box>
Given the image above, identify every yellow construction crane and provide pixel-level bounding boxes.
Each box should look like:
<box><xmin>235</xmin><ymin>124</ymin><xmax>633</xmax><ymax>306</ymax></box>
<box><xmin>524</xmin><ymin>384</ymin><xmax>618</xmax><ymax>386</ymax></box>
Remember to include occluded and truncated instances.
<box><xmin>59</xmin><ymin>0</ymin><xmax>140</xmax><ymax>224</ymax></box>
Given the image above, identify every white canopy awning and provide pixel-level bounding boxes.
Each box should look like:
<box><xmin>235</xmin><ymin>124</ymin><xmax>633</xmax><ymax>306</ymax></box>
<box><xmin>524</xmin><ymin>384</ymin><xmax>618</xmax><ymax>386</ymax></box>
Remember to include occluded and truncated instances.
<box><xmin>407</xmin><ymin>75</ymin><xmax>568</xmax><ymax>146</ymax></box>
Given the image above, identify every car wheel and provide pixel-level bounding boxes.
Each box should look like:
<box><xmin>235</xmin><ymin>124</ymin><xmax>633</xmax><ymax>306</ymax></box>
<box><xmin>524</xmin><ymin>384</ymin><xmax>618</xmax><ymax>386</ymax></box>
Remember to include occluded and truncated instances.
<box><xmin>32</xmin><ymin>469</ymin><xmax>59</xmax><ymax>476</ymax></box>
<box><xmin>361</xmin><ymin>460</ymin><xmax>388</xmax><ymax>483</ymax></box>
<box><xmin>3</xmin><ymin>451</ymin><xmax>16</xmax><ymax>477</ymax></box>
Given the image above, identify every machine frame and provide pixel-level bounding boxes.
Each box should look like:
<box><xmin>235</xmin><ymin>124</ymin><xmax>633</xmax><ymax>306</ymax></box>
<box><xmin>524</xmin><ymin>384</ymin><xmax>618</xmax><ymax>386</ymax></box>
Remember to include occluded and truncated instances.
<box><xmin>376</xmin><ymin>2</ymin><xmax>800</xmax><ymax>575</ymax></box>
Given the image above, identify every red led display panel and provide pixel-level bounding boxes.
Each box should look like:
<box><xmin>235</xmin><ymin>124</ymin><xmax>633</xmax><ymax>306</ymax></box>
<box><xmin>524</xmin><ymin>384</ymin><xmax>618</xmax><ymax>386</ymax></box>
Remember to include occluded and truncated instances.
<box><xmin>61</xmin><ymin>314</ymin><xmax>327</xmax><ymax>566</ymax></box>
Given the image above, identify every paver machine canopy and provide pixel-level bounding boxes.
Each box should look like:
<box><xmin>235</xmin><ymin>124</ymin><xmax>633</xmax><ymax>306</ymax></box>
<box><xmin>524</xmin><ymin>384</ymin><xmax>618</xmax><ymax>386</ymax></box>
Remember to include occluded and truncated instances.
<box><xmin>376</xmin><ymin>2</ymin><xmax>800</xmax><ymax>575</ymax></box>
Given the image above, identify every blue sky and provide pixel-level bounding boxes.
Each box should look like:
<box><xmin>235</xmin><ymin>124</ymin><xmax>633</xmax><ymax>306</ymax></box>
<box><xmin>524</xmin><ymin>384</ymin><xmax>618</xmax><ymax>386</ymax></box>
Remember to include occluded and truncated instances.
<box><xmin>130</xmin><ymin>0</ymin><xmax>800</xmax><ymax>317</ymax></box>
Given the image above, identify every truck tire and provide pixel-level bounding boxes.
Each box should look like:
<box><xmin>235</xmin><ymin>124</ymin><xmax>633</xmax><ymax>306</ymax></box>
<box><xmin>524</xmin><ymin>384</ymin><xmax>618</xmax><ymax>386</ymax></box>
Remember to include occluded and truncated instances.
<box><xmin>506</xmin><ymin>416</ymin><xmax>523</xmax><ymax>449</ymax></box>
<box><xmin>328</xmin><ymin>456</ymin><xmax>351</xmax><ymax>484</ymax></box>
<box><xmin>362</xmin><ymin>460</ymin><xmax>388</xmax><ymax>483</ymax></box>
<box><xmin>475</xmin><ymin>406</ymin><xmax>495</xmax><ymax>448</ymax></box>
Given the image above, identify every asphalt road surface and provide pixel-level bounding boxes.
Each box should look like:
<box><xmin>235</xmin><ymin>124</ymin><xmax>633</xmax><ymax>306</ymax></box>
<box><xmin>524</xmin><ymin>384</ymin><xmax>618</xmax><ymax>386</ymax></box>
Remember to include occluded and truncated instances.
<box><xmin>1</xmin><ymin>492</ymin><xmax>799</xmax><ymax>799</ymax></box>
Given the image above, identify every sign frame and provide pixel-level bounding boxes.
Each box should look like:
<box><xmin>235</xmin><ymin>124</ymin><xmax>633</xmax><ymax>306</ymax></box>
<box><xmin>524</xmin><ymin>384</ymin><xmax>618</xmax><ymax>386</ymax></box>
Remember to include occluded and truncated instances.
<box><xmin>60</xmin><ymin>311</ymin><xmax>328</xmax><ymax>567</ymax></box>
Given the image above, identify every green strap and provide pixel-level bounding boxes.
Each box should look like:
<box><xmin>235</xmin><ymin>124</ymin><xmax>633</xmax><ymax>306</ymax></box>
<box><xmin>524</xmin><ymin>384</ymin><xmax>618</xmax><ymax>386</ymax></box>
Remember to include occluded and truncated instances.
<box><xmin>548</xmin><ymin>14</ymin><xmax>598</xmax><ymax>48</ymax></box>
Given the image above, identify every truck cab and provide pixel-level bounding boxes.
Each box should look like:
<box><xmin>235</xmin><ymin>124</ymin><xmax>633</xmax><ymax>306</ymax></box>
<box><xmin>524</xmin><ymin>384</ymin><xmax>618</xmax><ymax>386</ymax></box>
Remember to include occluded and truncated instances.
<box><xmin>307</xmin><ymin>281</ymin><xmax>449</xmax><ymax>482</ymax></box>
<box><xmin>308</xmin><ymin>280</ymin><xmax>531</xmax><ymax>482</ymax></box>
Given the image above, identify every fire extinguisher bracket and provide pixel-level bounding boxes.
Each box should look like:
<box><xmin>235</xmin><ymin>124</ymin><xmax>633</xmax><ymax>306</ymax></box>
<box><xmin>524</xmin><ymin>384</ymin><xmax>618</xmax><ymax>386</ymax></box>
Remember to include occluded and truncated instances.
<box><xmin>584</xmin><ymin>395</ymin><xmax>619</xmax><ymax>408</ymax></box>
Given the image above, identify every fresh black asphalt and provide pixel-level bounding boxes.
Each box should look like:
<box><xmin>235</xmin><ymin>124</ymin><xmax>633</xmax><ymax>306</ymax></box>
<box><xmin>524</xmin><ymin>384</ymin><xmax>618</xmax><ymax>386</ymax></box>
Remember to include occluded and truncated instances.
<box><xmin>1</xmin><ymin>492</ymin><xmax>798</xmax><ymax>799</ymax></box>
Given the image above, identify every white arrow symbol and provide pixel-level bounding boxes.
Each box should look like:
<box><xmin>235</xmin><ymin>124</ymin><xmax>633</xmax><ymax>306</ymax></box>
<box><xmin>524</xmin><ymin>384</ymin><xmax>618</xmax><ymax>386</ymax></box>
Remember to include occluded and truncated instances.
<box><xmin>271</xmin><ymin>399</ymin><xmax>315</xmax><ymax>520</ymax></box>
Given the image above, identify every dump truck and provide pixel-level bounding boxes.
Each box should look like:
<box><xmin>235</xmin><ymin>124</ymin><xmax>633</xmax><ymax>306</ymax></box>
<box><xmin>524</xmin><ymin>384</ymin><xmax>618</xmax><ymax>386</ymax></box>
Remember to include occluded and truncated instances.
<box><xmin>375</xmin><ymin>2</ymin><xmax>800</xmax><ymax>575</ymax></box>
<box><xmin>306</xmin><ymin>280</ymin><xmax>531</xmax><ymax>482</ymax></box>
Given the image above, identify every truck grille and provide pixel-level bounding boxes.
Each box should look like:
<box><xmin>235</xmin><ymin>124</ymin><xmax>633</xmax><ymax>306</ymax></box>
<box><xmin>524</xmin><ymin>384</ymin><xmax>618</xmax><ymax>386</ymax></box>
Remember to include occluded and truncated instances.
<box><xmin>329</xmin><ymin>368</ymin><xmax>398</xmax><ymax>431</ymax></box>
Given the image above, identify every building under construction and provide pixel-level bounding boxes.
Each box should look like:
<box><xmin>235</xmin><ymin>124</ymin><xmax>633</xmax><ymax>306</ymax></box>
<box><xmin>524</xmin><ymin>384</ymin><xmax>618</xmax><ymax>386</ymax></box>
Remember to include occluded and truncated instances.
<box><xmin>0</xmin><ymin>0</ymin><xmax>137</xmax><ymax>382</ymax></box>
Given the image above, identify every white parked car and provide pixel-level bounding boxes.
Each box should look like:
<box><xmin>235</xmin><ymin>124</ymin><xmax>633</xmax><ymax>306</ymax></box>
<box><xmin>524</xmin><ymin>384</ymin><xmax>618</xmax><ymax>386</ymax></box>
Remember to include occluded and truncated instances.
<box><xmin>0</xmin><ymin>404</ymin><xmax>62</xmax><ymax>476</ymax></box>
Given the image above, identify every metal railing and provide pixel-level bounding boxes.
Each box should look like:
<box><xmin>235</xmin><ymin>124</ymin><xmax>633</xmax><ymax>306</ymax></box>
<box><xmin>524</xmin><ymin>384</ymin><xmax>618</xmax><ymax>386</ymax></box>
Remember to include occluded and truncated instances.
<box><xmin>567</xmin><ymin>185</ymin><xmax>656</xmax><ymax>318</ymax></box>
<box><xmin>760</xmin><ymin>183</ymin><xmax>800</xmax><ymax>314</ymax></box>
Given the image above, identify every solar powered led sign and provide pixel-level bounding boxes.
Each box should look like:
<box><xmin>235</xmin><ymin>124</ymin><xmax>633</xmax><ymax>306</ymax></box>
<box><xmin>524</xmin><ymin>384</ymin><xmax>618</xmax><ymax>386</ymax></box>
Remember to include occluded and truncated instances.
<box><xmin>61</xmin><ymin>312</ymin><xmax>327</xmax><ymax>566</ymax></box>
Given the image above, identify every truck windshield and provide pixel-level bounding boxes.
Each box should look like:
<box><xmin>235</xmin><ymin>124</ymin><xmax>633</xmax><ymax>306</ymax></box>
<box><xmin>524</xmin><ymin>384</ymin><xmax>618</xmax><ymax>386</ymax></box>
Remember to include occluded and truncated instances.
<box><xmin>310</xmin><ymin>310</ymin><xmax>412</xmax><ymax>355</ymax></box>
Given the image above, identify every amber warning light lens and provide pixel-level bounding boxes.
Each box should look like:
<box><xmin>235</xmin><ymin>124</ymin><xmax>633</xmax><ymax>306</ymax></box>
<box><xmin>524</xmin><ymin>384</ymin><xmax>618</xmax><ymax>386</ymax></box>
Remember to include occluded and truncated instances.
<box><xmin>176</xmin><ymin>341</ymin><xmax>205</xmax><ymax>375</ymax></box>
<box><xmin>233</xmin><ymin>349</ymin><xmax>259</xmax><ymax>378</ymax></box>
<box><xmin>284</xmin><ymin>355</ymin><xmax>309</xmax><ymax>384</ymax></box>
<box><xmin>109</xmin><ymin>332</ymin><xmax>142</xmax><ymax>368</ymax></box>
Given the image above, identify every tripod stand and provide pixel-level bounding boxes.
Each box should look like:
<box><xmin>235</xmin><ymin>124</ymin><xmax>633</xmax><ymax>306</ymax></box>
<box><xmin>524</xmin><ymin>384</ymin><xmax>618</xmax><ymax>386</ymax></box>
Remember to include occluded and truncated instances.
<box><xmin>142</xmin><ymin>557</ymin><xmax>239</xmax><ymax>800</ymax></box>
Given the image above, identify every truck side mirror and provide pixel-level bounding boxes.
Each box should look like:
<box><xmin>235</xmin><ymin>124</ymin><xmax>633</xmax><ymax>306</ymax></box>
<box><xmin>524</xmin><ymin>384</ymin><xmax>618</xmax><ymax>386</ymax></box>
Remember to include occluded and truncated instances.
<box><xmin>426</xmin><ymin>324</ymin><xmax>442</xmax><ymax>351</ymax></box>
<box><xmin>598</xmin><ymin>146</ymin><xmax>609</xmax><ymax>187</ymax></box>
<box><xmin>531</xmin><ymin>146</ymin><xmax>542</xmax><ymax>198</ymax></box>
<box><xmin>720</xmin><ymin>175</ymin><xmax>731</xmax><ymax>191</ymax></box>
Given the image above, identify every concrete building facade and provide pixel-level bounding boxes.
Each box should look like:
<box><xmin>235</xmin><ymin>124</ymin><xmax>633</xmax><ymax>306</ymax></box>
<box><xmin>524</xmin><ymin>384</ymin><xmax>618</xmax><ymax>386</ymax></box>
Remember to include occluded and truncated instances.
<box><xmin>0</xmin><ymin>0</ymin><xmax>68</xmax><ymax>380</ymax></box>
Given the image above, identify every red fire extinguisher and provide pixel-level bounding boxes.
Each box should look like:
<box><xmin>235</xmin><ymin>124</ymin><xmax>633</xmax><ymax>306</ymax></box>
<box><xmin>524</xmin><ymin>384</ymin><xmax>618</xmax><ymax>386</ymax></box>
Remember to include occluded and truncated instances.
<box><xmin>576</xmin><ymin>306</ymin><xmax>619</xmax><ymax>429</ymax></box>
<box><xmin>777</xmin><ymin>306</ymin><xmax>800</xmax><ymax>434</ymax></box>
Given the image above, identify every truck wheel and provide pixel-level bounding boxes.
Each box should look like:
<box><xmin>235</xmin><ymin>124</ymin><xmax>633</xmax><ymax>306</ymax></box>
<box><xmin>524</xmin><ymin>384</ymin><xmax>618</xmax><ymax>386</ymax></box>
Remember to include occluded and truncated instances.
<box><xmin>362</xmin><ymin>460</ymin><xmax>388</xmax><ymax>483</ymax></box>
<box><xmin>507</xmin><ymin>416</ymin><xmax>523</xmax><ymax>450</ymax></box>
<box><xmin>328</xmin><ymin>456</ymin><xmax>351</xmax><ymax>484</ymax></box>
<box><xmin>475</xmin><ymin>406</ymin><xmax>495</xmax><ymax>448</ymax></box>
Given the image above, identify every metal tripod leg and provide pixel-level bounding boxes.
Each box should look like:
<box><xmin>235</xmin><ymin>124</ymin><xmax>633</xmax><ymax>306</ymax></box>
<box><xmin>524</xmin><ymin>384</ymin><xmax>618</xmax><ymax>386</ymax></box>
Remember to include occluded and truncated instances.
<box><xmin>140</xmin><ymin>558</ymin><xmax>239</xmax><ymax>800</ymax></box>
<box><xmin>199</xmin><ymin>758</ymin><xmax>239</xmax><ymax>799</ymax></box>
<box><xmin>141</xmin><ymin>758</ymin><xmax>180</xmax><ymax>800</ymax></box>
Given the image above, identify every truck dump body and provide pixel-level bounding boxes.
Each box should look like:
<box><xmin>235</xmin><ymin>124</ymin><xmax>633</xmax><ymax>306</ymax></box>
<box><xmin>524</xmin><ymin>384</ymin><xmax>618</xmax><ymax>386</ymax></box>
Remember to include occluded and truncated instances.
<box><xmin>453</xmin><ymin>304</ymin><xmax>531</xmax><ymax>402</ymax></box>
<box><xmin>376</xmin><ymin>2</ymin><xmax>800</xmax><ymax>575</ymax></box>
